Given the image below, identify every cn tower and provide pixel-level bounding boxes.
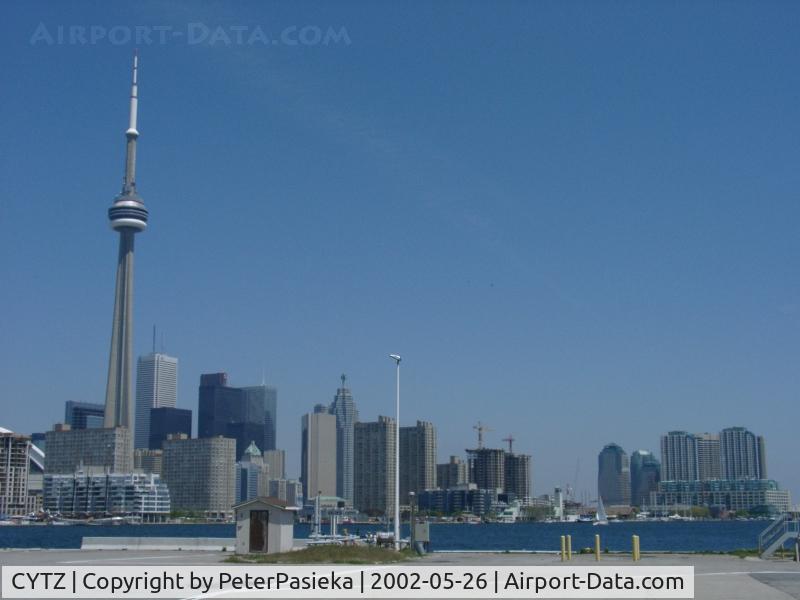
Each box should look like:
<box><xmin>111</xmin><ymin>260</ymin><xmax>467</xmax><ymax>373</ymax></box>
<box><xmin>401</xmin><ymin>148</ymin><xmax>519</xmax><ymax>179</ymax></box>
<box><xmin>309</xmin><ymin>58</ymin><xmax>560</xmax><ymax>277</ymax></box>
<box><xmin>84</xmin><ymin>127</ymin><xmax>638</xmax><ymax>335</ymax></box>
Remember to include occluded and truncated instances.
<box><xmin>104</xmin><ymin>52</ymin><xmax>148</xmax><ymax>433</ymax></box>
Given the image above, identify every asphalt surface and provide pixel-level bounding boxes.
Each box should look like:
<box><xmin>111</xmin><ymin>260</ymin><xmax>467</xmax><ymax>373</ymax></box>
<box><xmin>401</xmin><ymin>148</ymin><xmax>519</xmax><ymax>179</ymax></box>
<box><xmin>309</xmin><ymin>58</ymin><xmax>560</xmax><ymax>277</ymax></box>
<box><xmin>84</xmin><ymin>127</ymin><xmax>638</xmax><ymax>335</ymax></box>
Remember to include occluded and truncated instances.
<box><xmin>1</xmin><ymin>549</ymin><xmax>798</xmax><ymax>599</ymax></box>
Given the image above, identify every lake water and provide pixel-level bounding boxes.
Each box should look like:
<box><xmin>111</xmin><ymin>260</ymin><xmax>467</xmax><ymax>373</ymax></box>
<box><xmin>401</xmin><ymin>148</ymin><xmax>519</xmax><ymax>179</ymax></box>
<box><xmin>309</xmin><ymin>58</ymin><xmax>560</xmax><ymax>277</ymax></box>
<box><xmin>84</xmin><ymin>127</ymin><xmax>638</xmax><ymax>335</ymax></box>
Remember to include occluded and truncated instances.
<box><xmin>0</xmin><ymin>520</ymin><xmax>771</xmax><ymax>552</ymax></box>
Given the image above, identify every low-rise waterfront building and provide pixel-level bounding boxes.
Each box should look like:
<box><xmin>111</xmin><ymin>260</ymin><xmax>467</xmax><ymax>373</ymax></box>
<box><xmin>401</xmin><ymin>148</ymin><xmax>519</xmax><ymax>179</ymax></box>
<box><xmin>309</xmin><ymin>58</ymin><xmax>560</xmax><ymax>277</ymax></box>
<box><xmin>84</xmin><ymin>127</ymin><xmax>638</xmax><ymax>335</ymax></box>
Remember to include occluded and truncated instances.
<box><xmin>650</xmin><ymin>479</ymin><xmax>790</xmax><ymax>514</ymax></box>
<box><xmin>418</xmin><ymin>485</ymin><xmax>496</xmax><ymax>516</ymax></box>
<box><xmin>43</xmin><ymin>471</ymin><xmax>170</xmax><ymax>520</ymax></box>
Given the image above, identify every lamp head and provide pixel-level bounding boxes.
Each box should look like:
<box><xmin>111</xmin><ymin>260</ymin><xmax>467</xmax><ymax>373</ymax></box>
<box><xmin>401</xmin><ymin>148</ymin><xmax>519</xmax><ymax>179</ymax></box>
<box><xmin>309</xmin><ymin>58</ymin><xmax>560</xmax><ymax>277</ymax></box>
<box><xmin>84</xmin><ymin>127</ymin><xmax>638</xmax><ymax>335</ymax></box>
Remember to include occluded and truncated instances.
<box><xmin>389</xmin><ymin>354</ymin><xmax>402</xmax><ymax>363</ymax></box>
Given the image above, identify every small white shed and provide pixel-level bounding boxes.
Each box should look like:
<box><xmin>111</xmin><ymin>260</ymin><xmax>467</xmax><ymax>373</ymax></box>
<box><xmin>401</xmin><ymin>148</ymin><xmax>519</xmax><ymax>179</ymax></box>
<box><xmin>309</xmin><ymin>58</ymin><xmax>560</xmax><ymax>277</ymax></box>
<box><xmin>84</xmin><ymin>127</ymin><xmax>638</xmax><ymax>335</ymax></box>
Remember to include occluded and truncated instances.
<box><xmin>234</xmin><ymin>496</ymin><xmax>297</xmax><ymax>554</ymax></box>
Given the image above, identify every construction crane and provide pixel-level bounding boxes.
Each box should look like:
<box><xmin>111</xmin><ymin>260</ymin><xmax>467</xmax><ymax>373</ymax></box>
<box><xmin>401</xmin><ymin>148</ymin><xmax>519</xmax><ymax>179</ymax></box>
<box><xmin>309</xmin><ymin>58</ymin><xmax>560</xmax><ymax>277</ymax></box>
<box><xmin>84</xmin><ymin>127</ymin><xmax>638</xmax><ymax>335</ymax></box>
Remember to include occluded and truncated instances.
<box><xmin>502</xmin><ymin>434</ymin><xmax>515</xmax><ymax>454</ymax></box>
<box><xmin>473</xmin><ymin>421</ymin><xmax>492</xmax><ymax>449</ymax></box>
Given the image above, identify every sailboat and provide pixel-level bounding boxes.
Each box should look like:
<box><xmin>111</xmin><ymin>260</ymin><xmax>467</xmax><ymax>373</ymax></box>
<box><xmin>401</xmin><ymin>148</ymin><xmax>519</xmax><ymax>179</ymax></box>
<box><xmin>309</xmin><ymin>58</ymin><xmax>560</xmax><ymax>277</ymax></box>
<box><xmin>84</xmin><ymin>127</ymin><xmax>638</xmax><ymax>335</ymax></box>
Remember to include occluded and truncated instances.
<box><xmin>594</xmin><ymin>496</ymin><xmax>609</xmax><ymax>526</ymax></box>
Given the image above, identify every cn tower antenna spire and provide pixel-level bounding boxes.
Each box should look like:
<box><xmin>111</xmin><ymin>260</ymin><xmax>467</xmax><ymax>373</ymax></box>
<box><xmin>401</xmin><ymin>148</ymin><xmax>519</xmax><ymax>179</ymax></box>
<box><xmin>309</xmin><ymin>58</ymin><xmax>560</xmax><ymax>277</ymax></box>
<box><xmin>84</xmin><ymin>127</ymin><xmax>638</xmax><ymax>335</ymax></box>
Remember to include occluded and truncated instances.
<box><xmin>123</xmin><ymin>50</ymin><xmax>139</xmax><ymax>194</ymax></box>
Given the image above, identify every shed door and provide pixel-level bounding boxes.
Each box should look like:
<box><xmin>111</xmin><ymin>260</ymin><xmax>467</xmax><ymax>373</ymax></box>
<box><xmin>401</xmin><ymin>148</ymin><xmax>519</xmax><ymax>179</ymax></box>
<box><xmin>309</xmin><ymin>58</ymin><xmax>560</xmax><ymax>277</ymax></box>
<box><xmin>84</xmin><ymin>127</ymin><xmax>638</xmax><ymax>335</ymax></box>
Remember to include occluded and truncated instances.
<box><xmin>249</xmin><ymin>510</ymin><xmax>269</xmax><ymax>553</ymax></box>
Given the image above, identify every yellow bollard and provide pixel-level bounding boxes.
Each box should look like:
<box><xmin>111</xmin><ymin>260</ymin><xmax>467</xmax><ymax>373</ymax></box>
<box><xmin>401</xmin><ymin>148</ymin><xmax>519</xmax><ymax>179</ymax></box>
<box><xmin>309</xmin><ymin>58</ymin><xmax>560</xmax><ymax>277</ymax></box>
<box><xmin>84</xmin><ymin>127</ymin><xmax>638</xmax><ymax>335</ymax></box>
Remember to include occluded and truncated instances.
<box><xmin>566</xmin><ymin>535</ymin><xmax>572</xmax><ymax>560</ymax></box>
<box><xmin>635</xmin><ymin>535</ymin><xmax>641</xmax><ymax>561</ymax></box>
<box><xmin>594</xmin><ymin>534</ymin><xmax>601</xmax><ymax>561</ymax></box>
<box><xmin>560</xmin><ymin>535</ymin><xmax>566</xmax><ymax>562</ymax></box>
<box><xmin>631</xmin><ymin>535</ymin><xmax>638</xmax><ymax>561</ymax></box>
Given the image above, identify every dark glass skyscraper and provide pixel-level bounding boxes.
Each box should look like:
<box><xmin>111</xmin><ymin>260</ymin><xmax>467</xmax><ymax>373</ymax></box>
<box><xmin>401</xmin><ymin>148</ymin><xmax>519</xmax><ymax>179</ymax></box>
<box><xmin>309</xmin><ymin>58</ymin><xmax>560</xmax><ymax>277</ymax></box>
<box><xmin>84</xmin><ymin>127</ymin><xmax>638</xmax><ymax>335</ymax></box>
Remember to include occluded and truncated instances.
<box><xmin>64</xmin><ymin>401</ymin><xmax>105</xmax><ymax>430</ymax></box>
<box><xmin>198</xmin><ymin>373</ymin><xmax>271</xmax><ymax>461</ymax></box>
<box><xmin>630</xmin><ymin>449</ymin><xmax>660</xmax><ymax>507</ymax></box>
<box><xmin>242</xmin><ymin>385</ymin><xmax>277</xmax><ymax>452</ymax></box>
<box><xmin>148</xmin><ymin>407</ymin><xmax>192</xmax><ymax>450</ymax></box>
<box><xmin>598</xmin><ymin>443</ymin><xmax>631</xmax><ymax>506</ymax></box>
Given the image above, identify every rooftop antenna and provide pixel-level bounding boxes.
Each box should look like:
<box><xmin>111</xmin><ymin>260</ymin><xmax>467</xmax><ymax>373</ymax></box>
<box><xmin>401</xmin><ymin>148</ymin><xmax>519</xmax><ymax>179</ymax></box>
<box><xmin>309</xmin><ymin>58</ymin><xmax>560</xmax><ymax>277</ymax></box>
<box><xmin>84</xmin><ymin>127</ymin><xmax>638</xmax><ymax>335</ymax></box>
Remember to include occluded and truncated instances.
<box><xmin>502</xmin><ymin>434</ymin><xmax>515</xmax><ymax>454</ymax></box>
<box><xmin>473</xmin><ymin>421</ymin><xmax>492</xmax><ymax>449</ymax></box>
<box><xmin>341</xmin><ymin>373</ymin><xmax>346</xmax><ymax>388</ymax></box>
<box><xmin>152</xmin><ymin>324</ymin><xmax>156</xmax><ymax>354</ymax></box>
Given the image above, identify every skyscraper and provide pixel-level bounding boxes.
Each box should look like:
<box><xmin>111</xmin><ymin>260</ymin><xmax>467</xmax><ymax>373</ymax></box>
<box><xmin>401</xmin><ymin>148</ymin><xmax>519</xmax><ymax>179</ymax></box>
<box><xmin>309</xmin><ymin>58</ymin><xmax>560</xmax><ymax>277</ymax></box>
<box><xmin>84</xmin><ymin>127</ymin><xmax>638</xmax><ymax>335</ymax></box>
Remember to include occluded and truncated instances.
<box><xmin>720</xmin><ymin>427</ymin><xmax>766</xmax><ymax>480</ymax></box>
<box><xmin>263</xmin><ymin>449</ymin><xmax>286</xmax><ymax>480</ymax></box>
<box><xmin>504</xmin><ymin>453</ymin><xmax>532</xmax><ymax>502</ymax></box>
<box><xmin>134</xmin><ymin>352</ymin><xmax>178</xmax><ymax>449</ymax></box>
<box><xmin>161</xmin><ymin>434</ymin><xmax>235</xmax><ymax>518</ymax></box>
<box><xmin>354</xmin><ymin>416</ymin><xmax>396</xmax><ymax>516</ymax></box>
<box><xmin>104</xmin><ymin>53</ymin><xmax>148</xmax><ymax>446</ymax></box>
<box><xmin>235</xmin><ymin>441</ymin><xmax>269</xmax><ymax>503</ymax></box>
<box><xmin>660</xmin><ymin>431</ymin><xmax>698</xmax><ymax>481</ymax></box>
<box><xmin>148</xmin><ymin>407</ymin><xmax>192</xmax><ymax>450</ymax></box>
<box><xmin>198</xmin><ymin>373</ymin><xmax>264</xmax><ymax>461</ymax></box>
<box><xmin>630</xmin><ymin>450</ymin><xmax>660</xmax><ymax>507</ymax></box>
<box><xmin>64</xmin><ymin>401</ymin><xmax>105</xmax><ymax>430</ymax></box>
<box><xmin>329</xmin><ymin>374</ymin><xmax>359</xmax><ymax>504</ymax></box>
<box><xmin>695</xmin><ymin>433</ymin><xmax>721</xmax><ymax>481</ymax></box>
<box><xmin>597</xmin><ymin>443</ymin><xmax>631</xmax><ymax>506</ymax></box>
<box><xmin>300</xmin><ymin>408</ymin><xmax>337</xmax><ymax>500</ymax></box>
<box><xmin>467</xmin><ymin>448</ymin><xmax>505</xmax><ymax>493</ymax></box>
<box><xmin>437</xmin><ymin>456</ymin><xmax>468</xmax><ymax>489</ymax></box>
<box><xmin>399</xmin><ymin>420</ymin><xmax>437</xmax><ymax>502</ymax></box>
<box><xmin>241</xmin><ymin>385</ymin><xmax>277</xmax><ymax>452</ymax></box>
<box><xmin>0</xmin><ymin>430</ymin><xmax>35</xmax><ymax>516</ymax></box>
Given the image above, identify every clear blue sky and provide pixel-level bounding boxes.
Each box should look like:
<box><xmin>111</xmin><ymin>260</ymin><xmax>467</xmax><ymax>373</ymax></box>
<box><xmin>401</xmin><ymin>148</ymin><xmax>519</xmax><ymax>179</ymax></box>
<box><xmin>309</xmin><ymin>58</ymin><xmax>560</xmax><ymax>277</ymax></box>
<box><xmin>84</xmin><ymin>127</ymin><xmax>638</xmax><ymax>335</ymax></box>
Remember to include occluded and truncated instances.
<box><xmin>2</xmin><ymin>1</ymin><xmax>799</xmax><ymax>502</ymax></box>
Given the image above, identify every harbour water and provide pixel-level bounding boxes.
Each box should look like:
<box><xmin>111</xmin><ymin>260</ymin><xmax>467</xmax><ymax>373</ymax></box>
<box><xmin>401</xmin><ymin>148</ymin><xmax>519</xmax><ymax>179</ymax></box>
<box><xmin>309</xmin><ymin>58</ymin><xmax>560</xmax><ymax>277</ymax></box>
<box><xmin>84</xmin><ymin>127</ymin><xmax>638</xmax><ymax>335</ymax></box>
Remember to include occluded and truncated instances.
<box><xmin>0</xmin><ymin>520</ymin><xmax>768</xmax><ymax>552</ymax></box>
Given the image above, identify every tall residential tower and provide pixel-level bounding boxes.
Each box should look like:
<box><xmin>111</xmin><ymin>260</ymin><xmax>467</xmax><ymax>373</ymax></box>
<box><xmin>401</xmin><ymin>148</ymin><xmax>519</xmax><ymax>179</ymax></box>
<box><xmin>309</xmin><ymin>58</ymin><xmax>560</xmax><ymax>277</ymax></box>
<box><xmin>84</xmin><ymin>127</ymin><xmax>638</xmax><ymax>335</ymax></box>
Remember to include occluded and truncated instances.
<box><xmin>104</xmin><ymin>52</ymin><xmax>149</xmax><ymax>443</ymax></box>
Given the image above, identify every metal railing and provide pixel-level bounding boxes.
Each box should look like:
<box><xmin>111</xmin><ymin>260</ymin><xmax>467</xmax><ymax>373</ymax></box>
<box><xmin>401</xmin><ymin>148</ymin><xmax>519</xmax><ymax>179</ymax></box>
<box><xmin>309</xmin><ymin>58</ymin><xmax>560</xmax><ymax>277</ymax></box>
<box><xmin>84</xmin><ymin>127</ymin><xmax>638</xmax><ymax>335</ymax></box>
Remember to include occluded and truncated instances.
<box><xmin>759</xmin><ymin>513</ymin><xmax>800</xmax><ymax>556</ymax></box>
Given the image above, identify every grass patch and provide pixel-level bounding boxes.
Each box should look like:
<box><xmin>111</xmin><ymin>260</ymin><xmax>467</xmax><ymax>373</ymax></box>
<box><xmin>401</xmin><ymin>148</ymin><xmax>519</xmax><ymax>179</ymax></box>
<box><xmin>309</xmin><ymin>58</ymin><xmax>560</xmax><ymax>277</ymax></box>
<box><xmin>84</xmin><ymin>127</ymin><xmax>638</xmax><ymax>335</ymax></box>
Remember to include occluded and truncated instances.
<box><xmin>226</xmin><ymin>545</ymin><xmax>417</xmax><ymax>564</ymax></box>
<box><xmin>725</xmin><ymin>548</ymin><xmax>759</xmax><ymax>558</ymax></box>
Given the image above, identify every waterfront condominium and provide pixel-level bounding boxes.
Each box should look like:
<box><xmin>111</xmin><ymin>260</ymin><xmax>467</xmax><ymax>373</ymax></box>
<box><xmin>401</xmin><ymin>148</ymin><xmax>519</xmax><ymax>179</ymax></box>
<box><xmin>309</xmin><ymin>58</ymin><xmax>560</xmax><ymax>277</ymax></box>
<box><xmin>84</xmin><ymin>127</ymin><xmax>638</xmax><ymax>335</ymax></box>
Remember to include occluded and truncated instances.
<box><xmin>504</xmin><ymin>452</ymin><xmax>532</xmax><ymax>503</ymax></box>
<box><xmin>44</xmin><ymin>424</ymin><xmax>133</xmax><ymax>474</ymax></box>
<box><xmin>399</xmin><ymin>420</ymin><xmax>437</xmax><ymax>503</ymax></box>
<box><xmin>720</xmin><ymin>427</ymin><xmax>766</xmax><ymax>480</ymax></box>
<box><xmin>695</xmin><ymin>432</ymin><xmax>722</xmax><ymax>480</ymax></box>
<box><xmin>161</xmin><ymin>434</ymin><xmax>235</xmax><ymax>518</ymax></box>
<box><xmin>354</xmin><ymin>416</ymin><xmax>396</xmax><ymax>517</ymax></box>
<box><xmin>300</xmin><ymin>406</ymin><xmax>337</xmax><ymax>500</ymax></box>
<box><xmin>134</xmin><ymin>352</ymin><xmax>178</xmax><ymax>449</ymax></box>
<box><xmin>597</xmin><ymin>443</ymin><xmax>631</xmax><ymax>506</ymax></box>
<box><xmin>0</xmin><ymin>430</ymin><xmax>35</xmax><ymax>516</ymax></box>
<box><xmin>660</xmin><ymin>431</ymin><xmax>699</xmax><ymax>482</ymax></box>
<box><xmin>328</xmin><ymin>374</ymin><xmax>359</xmax><ymax>505</ymax></box>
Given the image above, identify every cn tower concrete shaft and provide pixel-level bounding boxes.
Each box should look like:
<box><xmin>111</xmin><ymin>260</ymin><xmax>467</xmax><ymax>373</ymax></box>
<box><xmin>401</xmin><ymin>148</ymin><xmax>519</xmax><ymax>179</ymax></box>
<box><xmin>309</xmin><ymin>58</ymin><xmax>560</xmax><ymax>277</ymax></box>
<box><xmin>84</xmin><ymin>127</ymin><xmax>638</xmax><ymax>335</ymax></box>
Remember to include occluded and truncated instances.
<box><xmin>105</xmin><ymin>229</ymin><xmax>135</xmax><ymax>429</ymax></box>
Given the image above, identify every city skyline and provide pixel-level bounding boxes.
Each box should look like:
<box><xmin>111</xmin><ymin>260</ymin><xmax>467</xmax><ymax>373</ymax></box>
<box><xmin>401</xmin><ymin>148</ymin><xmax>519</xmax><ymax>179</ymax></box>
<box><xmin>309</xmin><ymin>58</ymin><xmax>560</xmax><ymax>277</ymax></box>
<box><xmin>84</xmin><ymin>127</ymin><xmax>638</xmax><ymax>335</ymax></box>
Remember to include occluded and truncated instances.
<box><xmin>3</xmin><ymin>2</ymin><xmax>800</xmax><ymax>503</ymax></box>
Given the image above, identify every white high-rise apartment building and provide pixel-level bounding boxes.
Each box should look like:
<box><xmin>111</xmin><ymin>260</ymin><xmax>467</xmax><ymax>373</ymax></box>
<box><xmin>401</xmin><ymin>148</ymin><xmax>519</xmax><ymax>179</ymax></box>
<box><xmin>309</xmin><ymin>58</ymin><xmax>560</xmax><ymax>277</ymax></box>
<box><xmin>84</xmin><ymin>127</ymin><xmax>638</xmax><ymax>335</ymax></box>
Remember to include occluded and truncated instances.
<box><xmin>135</xmin><ymin>353</ymin><xmax>178</xmax><ymax>449</ymax></box>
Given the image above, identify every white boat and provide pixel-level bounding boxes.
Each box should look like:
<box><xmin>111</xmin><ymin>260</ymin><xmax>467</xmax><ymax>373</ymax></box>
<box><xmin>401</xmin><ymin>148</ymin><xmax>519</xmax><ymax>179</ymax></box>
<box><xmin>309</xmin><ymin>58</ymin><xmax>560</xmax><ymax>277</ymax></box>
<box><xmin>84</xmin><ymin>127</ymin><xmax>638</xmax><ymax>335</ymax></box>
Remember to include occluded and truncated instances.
<box><xmin>594</xmin><ymin>496</ymin><xmax>608</xmax><ymax>526</ymax></box>
<box><xmin>496</xmin><ymin>501</ymin><xmax>521</xmax><ymax>523</ymax></box>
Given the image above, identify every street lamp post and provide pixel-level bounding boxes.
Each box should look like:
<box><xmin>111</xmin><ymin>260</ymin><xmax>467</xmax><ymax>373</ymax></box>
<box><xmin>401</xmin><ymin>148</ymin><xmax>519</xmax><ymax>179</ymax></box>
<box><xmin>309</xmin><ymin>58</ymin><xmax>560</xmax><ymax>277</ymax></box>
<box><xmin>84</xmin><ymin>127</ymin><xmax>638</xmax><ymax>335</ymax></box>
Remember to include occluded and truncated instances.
<box><xmin>389</xmin><ymin>353</ymin><xmax>401</xmax><ymax>550</ymax></box>
<box><xmin>409</xmin><ymin>491</ymin><xmax>416</xmax><ymax>551</ymax></box>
